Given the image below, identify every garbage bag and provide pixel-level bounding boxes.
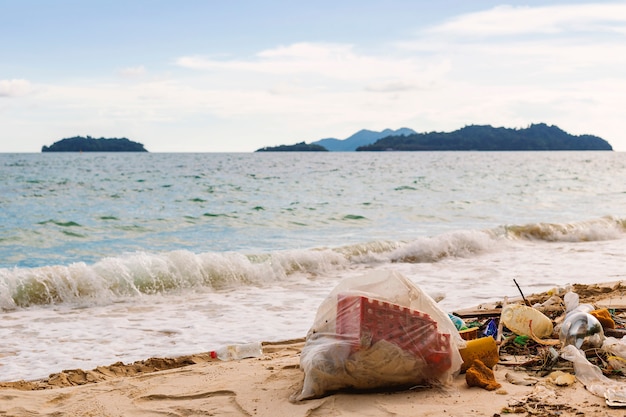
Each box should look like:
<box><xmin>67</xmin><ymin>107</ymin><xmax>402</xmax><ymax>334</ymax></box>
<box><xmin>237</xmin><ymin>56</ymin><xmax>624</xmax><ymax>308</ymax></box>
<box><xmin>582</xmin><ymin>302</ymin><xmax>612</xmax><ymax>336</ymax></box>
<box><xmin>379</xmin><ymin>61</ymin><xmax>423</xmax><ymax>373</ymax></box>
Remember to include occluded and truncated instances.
<box><xmin>292</xmin><ymin>270</ymin><xmax>464</xmax><ymax>401</ymax></box>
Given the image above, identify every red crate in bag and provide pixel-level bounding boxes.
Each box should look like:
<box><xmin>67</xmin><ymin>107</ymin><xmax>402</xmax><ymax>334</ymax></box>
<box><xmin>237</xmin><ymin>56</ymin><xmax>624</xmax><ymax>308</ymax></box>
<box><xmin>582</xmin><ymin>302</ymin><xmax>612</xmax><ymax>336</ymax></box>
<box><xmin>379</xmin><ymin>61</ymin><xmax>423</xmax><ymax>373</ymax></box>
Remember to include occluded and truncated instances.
<box><xmin>336</xmin><ymin>294</ymin><xmax>452</xmax><ymax>373</ymax></box>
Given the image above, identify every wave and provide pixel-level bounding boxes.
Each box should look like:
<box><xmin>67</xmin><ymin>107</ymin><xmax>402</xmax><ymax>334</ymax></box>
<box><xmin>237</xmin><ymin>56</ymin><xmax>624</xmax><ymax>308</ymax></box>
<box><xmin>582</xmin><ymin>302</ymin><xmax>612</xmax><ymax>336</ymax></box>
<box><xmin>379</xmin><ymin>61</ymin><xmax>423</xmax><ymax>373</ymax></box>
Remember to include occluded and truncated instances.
<box><xmin>0</xmin><ymin>249</ymin><xmax>349</xmax><ymax>310</ymax></box>
<box><xmin>504</xmin><ymin>216</ymin><xmax>625</xmax><ymax>242</ymax></box>
<box><xmin>1</xmin><ymin>217</ymin><xmax>623</xmax><ymax>309</ymax></box>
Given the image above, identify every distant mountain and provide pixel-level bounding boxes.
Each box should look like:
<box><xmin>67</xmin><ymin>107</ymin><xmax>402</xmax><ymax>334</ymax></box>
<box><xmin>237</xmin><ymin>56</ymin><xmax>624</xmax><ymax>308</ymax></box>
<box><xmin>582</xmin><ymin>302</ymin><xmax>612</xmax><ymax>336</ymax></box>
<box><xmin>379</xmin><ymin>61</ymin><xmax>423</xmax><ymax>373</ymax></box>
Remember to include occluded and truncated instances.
<box><xmin>256</xmin><ymin>142</ymin><xmax>328</xmax><ymax>152</ymax></box>
<box><xmin>42</xmin><ymin>136</ymin><xmax>148</xmax><ymax>152</ymax></box>
<box><xmin>356</xmin><ymin>124</ymin><xmax>612</xmax><ymax>151</ymax></box>
<box><xmin>311</xmin><ymin>128</ymin><xmax>416</xmax><ymax>151</ymax></box>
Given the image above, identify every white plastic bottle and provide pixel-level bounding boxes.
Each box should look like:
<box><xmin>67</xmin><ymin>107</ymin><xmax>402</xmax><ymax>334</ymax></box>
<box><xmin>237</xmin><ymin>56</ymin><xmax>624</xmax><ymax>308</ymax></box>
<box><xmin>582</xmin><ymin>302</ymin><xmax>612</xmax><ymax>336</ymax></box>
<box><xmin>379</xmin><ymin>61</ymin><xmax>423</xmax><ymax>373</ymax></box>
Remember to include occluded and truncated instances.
<box><xmin>210</xmin><ymin>342</ymin><xmax>263</xmax><ymax>361</ymax></box>
<box><xmin>500</xmin><ymin>304</ymin><xmax>554</xmax><ymax>338</ymax></box>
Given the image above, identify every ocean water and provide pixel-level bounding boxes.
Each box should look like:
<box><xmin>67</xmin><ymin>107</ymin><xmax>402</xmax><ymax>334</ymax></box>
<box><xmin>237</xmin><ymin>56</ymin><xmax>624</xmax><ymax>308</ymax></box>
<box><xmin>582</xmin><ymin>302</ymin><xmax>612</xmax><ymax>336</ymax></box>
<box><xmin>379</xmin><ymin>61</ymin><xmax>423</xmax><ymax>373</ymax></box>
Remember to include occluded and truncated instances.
<box><xmin>0</xmin><ymin>151</ymin><xmax>625</xmax><ymax>382</ymax></box>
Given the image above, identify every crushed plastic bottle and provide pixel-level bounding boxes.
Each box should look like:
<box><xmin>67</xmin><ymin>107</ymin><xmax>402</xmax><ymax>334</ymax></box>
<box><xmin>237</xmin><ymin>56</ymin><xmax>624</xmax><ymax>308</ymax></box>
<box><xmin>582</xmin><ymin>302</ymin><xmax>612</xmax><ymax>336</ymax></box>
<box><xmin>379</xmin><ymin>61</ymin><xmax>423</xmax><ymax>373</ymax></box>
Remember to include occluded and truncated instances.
<box><xmin>210</xmin><ymin>341</ymin><xmax>263</xmax><ymax>361</ymax></box>
<box><xmin>559</xmin><ymin>312</ymin><xmax>604</xmax><ymax>349</ymax></box>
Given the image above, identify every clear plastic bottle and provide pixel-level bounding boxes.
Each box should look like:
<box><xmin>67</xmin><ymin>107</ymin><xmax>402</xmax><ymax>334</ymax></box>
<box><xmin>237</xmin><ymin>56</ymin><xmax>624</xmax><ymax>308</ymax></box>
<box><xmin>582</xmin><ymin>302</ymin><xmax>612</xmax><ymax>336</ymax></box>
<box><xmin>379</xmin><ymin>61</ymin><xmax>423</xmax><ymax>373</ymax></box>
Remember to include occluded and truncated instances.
<box><xmin>559</xmin><ymin>312</ymin><xmax>604</xmax><ymax>349</ymax></box>
<box><xmin>210</xmin><ymin>342</ymin><xmax>263</xmax><ymax>361</ymax></box>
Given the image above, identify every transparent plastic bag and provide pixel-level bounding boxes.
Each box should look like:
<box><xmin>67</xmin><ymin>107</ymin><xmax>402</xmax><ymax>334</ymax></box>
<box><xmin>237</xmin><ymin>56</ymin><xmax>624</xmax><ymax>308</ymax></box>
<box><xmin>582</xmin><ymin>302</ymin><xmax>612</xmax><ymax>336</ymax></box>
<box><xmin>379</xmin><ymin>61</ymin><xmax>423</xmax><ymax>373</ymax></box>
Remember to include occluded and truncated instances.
<box><xmin>561</xmin><ymin>344</ymin><xmax>623</xmax><ymax>398</ymax></box>
<box><xmin>602</xmin><ymin>336</ymin><xmax>626</xmax><ymax>359</ymax></box>
<box><xmin>292</xmin><ymin>270</ymin><xmax>464</xmax><ymax>401</ymax></box>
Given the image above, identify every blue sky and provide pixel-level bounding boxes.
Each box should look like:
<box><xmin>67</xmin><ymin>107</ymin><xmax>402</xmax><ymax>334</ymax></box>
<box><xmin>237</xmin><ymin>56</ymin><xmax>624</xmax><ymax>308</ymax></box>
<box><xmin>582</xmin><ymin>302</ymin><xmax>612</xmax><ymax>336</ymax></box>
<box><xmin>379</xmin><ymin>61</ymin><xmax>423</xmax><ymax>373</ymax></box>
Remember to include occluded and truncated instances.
<box><xmin>1</xmin><ymin>0</ymin><xmax>625</xmax><ymax>152</ymax></box>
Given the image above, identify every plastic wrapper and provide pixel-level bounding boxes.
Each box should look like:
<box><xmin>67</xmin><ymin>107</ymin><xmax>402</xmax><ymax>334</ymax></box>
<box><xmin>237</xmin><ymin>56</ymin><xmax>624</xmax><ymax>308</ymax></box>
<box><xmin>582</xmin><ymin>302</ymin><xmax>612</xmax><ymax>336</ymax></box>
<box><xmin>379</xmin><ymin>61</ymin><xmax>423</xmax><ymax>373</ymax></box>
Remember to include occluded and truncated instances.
<box><xmin>603</xmin><ymin>336</ymin><xmax>626</xmax><ymax>358</ymax></box>
<box><xmin>292</xmin><ymin>270</ymin><xmax>464</xmax><ymax>401</ymax></box>
<box><xmin>561</xmin><ymin>344</ymin><xmax>626</xmax><ymax>402</ymax></box>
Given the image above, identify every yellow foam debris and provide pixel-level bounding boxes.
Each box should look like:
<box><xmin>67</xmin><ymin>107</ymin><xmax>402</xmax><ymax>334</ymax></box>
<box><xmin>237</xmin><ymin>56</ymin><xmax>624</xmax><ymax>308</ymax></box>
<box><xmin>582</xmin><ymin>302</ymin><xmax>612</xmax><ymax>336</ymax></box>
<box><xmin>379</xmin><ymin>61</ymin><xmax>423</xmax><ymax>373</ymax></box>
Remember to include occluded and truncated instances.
<box><xmin>459</xmin><ymin>337</ymin><xmax>499</xmax><ymax>372</ymax></box>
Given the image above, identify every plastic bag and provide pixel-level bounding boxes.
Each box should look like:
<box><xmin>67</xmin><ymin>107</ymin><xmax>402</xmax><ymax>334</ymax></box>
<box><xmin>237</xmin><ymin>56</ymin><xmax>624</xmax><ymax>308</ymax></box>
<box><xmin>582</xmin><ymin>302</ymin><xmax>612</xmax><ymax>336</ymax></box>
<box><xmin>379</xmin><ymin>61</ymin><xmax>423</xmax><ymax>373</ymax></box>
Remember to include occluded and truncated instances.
<box><xmin>561</xmin><ymin>344</ymin><xmax>625</xmax><ymax>398</ymax></box>
<box><xmin>601</xmin><ymin>336</ymin><xmax>626</xmax><ymax>359</ymax></box>
<box><xmin>292</xmin><ymin>270</ymin><xmax>464</xmax><ymax>401</ymax></box>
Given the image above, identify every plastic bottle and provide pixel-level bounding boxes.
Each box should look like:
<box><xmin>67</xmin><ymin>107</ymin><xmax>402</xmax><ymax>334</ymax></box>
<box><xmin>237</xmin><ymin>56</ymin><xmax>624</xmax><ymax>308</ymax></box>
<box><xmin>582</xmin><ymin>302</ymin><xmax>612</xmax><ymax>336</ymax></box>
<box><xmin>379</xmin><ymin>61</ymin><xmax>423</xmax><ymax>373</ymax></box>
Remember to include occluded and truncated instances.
<box><xmin>210</xmin><ymin>342</ymin><xmax>263</xmax><ymax>361</ymax></box>
<box><xmin>448</xmin><ymin>313</ymin><xmax>466</xmax><ymax>331</ymax></box>
<box><xmin>500</xmin><ymin>304</ymin><xmax>553</xmax><ymax>338</ymax></box>
<box><xmin>559</xmin><ymin>312</ymin><xmax>604</xmax><ymax>349</ymax></box>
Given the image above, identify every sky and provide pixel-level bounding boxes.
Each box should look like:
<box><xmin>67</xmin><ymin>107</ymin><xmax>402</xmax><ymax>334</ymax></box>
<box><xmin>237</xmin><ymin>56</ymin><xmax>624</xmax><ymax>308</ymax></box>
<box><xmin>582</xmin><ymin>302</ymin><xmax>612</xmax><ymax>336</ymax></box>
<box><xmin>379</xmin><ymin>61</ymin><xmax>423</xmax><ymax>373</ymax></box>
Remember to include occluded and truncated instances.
<box><xmin>1</xmin><ymin>0</ymin><xmax>625</xmax><ymax>152</ymax></box>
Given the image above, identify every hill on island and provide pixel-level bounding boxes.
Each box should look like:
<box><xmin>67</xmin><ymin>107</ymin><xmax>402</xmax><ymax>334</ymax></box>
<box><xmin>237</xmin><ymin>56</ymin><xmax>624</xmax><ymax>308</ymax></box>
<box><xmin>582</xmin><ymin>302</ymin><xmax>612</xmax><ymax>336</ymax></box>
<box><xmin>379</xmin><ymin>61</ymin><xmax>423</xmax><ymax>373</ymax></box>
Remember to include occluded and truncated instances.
<box><xmin>42</xmin><ymin>136</ymin><xmax>148</xmax><ymax>152</ymax></box>
<box><xmin>357</xmin><ymin>124</ymin><xmax>612</xmax><ymax>151</ymax></box>
<box><xmin>311</xmin><ymin>128</ymin><xmax>416</xmax><ymax>151</ymax></box>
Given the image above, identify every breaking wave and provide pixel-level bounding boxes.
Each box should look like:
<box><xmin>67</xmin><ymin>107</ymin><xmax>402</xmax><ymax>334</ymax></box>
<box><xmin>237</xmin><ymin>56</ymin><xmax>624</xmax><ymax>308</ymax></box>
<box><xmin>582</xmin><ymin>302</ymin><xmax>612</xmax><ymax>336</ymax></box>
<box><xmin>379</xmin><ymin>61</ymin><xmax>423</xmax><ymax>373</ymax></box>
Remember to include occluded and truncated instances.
<box><xmin>1</xmin><ymin>216</ymin><xmax>623</xmax><ymax>309</ymax></box>
<box><xmin>504</xmin><ymin>216</ymin><xmax>625</xmax><ymax>242</ymax></box>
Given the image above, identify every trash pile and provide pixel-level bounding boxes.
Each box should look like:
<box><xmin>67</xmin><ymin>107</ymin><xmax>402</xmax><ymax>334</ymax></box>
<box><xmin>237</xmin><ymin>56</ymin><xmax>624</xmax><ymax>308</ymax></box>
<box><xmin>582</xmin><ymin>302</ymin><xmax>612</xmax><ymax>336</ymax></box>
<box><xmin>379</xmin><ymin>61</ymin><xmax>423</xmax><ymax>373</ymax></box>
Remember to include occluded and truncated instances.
<box><xmin>452</xmin><ymin>281</ymin><xmax>626</xmax><ymax>407</ymax></box>
<box><xmin>293</xmin><ymin>273</ymin><xmax>626</xmax><ymax>409</ymax></box>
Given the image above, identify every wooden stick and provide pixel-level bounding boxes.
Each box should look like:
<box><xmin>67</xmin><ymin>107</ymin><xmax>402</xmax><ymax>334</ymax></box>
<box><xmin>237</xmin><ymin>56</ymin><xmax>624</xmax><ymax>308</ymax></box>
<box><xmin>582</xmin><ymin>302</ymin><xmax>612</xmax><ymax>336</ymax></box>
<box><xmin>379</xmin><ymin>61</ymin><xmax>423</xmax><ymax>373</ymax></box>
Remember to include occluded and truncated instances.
<box><xmin>513</xmin><ymin>278</ymin><xmax>531</xmax><ymax>306</ymax></box>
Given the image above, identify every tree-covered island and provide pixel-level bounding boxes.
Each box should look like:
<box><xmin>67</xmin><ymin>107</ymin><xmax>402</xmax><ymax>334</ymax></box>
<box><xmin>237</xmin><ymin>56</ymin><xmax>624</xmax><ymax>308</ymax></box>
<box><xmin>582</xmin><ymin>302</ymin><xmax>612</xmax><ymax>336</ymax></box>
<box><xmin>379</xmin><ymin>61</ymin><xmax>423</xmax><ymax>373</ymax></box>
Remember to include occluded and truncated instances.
<box><xmin>42</xmin><ymin>136</ymin><xmax>148</xmax><ymax>152</ymax></box>
<box><xmin>256</xmin><ymin>123</ymin><xmax>612</xmax><ymax>152</ymax></box>
<box><xmin>356</xmin><ymin>123</ymin><xmax>612</xmax><ymax>151</ymax></box>
<box><xmin>256</xmin><ymin>142</ymin><xmax>328</xmax><ymax>152</ymax></box>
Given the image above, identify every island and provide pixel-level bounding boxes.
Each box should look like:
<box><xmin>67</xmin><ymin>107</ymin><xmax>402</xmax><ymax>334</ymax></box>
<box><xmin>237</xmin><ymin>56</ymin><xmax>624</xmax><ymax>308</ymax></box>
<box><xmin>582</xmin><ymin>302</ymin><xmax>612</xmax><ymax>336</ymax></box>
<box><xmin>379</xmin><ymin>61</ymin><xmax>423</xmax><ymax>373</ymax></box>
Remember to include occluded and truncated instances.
<box><xmin>255</xmin><ymin>142</ymin><xmax>328</xmax><ymax>152</ymax></box>
<box><xmin>356</xmin><ymin>124</ymin><xmax>612</xmax><ymax>151</ymax></box>
<box><xmin>42</xmin><ymin>136</ymin><xmax>148</xmax><ymax>152</ymax></box>
<box><xmin>255</xmin><ymin>124</ymin><xmax>612</xmax><ymax>152</ymax></box>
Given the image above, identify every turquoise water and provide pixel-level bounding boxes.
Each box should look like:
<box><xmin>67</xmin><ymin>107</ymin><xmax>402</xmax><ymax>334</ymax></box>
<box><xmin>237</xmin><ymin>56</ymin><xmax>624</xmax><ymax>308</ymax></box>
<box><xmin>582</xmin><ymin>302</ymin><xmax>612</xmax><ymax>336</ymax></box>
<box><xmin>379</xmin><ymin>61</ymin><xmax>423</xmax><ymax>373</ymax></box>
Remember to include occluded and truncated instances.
<box><xmin>3</xmin><ymin>152</ymin><xmax>624</xmax><ymax>268</ymax></box>
<box><xmin>0</xmin><ymin>151</ymin><xmax>624</xmax><ymax>381</ymax></box>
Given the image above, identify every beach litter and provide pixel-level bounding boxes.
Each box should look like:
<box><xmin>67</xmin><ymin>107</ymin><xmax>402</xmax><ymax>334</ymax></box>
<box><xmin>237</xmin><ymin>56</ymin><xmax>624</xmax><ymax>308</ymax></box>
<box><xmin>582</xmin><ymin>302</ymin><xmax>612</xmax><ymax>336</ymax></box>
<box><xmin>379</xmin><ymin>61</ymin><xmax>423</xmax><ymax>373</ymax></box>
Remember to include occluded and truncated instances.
<box><xmin>501</xmin><ymin>303</ymin><xmax>554</xmax><ymax>339</ymax></box>
<box><xmin>545</xmin><ymin>370</ymin><xmax>576</xmax><ymax>386</ymax></box>
<box><xmin>292</xmin><ymin>270</ymin><xmax>464</xmax><ymax>401</ymax></box>
<box><xmin>291</xmin><ymin>276</ymin><xmax>626</xmax><ymax>407</ymax></box>
<box><xmin>465</xmin><ymin>359</ymin><xmax>501</xmax><ymax>391</ymax></box>
<box><xmin>452</xmin><ymin>280</ymin><xmax>626</xmax><ymax>408</ymax></box>
<box><xmin>505</xmin><ymin>371</ymin><xmax>538</xmax><ymax>386</ymax></box>
<box><xmin>559</xmin><ymin>311</ymin><xmax>604</xmax><ymax>349</ymax></box>
<box><xmin>459</xmin><ymin>336</ymin><xmax>499</xmax><ymax>372</ymax></box>
<box><xmin>209</xmin><ymin>341</ymin><xmax>263</xmax><ymax>361</ymax></box>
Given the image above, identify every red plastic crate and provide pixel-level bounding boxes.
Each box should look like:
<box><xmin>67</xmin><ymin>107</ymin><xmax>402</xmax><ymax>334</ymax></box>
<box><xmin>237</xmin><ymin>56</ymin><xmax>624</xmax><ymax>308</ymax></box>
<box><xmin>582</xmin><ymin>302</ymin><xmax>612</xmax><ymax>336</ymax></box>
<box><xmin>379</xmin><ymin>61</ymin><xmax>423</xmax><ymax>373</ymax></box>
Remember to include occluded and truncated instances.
<box><xmin>336</xmin><ymin>294</ymin><xmax>452</xmax><ymax>373</ymax></box>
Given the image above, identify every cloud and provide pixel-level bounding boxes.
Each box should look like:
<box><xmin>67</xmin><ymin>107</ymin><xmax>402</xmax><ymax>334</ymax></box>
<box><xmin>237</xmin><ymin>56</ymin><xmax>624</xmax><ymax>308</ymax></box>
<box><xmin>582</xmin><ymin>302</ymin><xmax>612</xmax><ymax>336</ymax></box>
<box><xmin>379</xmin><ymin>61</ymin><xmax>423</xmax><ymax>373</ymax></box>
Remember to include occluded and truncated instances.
<box><xmin>365</xmin><ymin>80</ymin><xmax>430</xmax><ymax>93</ymax></box>
<box><xmin>425</xmin><ymin>3</ymin><xmax>626</xmax><ymax>37</ymax></box>
<box><xmin>175</xmin><ymin>42</ymin><xmax>444</xmax><ymax>84</ymax></box>
<box><xmin>0</xmin><ymin>79</ymin><xmax>33</xmax><ymax>97</ymax></box>
<box><xmin>395</xmin><ymin>2</ymin><xmax>626</xmax><ymax>84</ymax></box>
<box><xmin>117</xmin><ymin>65</ymin><xmax>147</xmax><ymax>78</ymax></box>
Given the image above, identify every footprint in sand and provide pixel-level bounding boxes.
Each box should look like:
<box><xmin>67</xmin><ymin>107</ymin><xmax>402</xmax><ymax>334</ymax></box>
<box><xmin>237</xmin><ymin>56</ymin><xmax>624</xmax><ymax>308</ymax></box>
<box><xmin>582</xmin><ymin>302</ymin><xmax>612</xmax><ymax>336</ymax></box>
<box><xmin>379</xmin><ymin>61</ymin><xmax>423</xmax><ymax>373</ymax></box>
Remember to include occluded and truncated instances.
<box><xmin>136</xmin><ymin>390</ymin><xmax>252</xmax><ymax>416</ymax></box>
<box><xmin>305</xmin><ymin>396</ymin><xmax>398</xmax><ymax>417</ymax></box>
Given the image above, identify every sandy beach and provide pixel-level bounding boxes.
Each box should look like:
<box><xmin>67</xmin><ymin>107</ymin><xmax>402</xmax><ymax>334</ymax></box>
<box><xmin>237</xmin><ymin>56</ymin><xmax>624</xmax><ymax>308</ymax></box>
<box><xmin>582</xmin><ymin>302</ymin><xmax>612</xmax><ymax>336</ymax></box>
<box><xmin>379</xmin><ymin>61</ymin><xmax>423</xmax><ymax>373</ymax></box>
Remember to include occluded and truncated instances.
<box><xmin>2</xmin><ymin>282</ymin><xmax>626</xmax><ymax>416</ymax></box>
<box><xmin>0</xmin><ymin>338</ymin><xmax>611</xmax><ymax>417</ymax></box>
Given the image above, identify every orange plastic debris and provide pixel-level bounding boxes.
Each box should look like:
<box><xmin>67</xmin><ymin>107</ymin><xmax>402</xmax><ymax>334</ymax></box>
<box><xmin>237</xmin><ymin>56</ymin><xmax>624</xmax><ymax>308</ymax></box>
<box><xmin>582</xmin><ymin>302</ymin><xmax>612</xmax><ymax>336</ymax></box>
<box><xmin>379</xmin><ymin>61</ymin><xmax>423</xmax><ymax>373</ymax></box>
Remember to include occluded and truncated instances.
<box><xmin>590</xmin><ymin>308</ymin><xmax>615</xmax><ymax>329</ymax></box>
<box><xmin>465</xmin><ymin>359</ymin><xmax>501</xmax><ymax>391</ymax></box>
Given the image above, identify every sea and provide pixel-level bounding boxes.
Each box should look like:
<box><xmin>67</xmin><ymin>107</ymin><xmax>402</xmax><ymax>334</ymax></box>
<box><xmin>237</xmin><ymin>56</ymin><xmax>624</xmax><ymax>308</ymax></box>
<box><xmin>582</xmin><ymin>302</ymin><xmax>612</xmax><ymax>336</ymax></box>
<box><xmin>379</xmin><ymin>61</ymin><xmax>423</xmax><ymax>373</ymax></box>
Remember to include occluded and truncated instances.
<box><xmin>0</xmin><ymin>151</ymin><xmax>625</xmax><ymax>382</ymax></box>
